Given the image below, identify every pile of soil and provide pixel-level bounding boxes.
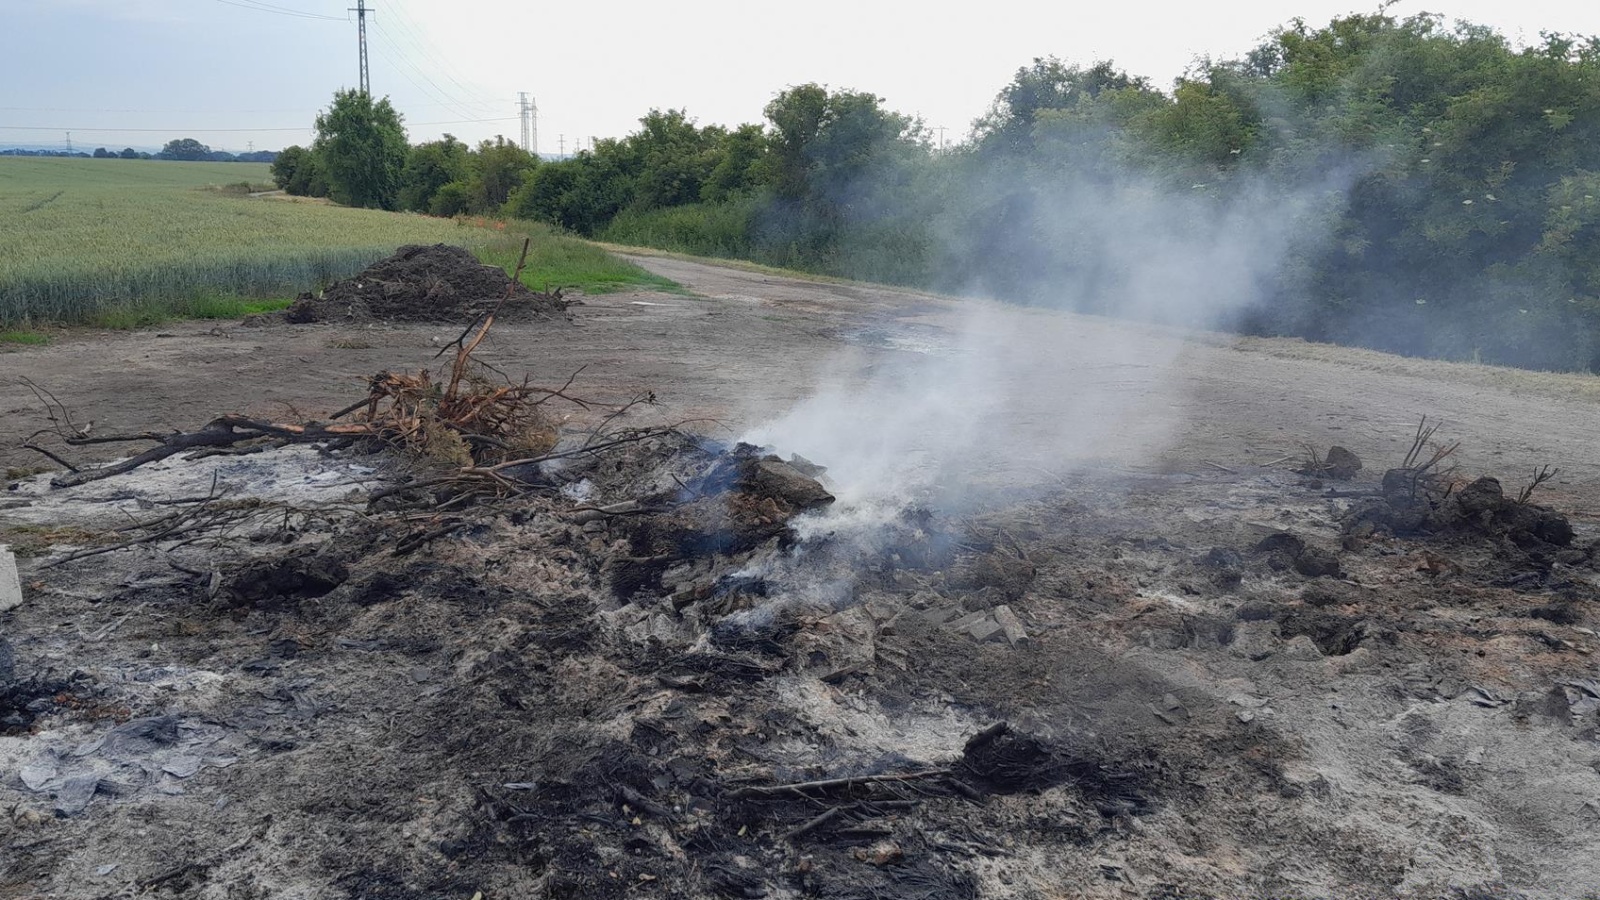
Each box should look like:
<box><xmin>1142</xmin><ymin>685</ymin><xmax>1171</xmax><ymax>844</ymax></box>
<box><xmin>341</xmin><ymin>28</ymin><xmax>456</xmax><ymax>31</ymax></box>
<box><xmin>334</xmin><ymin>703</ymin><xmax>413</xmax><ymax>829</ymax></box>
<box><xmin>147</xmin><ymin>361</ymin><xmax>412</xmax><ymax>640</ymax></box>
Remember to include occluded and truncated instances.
<box><xmin>1345</xmin><ymin>470</ymin><xmax>1575</xmax><ymax>549</ymax></box>
<box><xmin>283</xmin><ymin>243</ymin><xmax>569</xmax><ymax>325</ymax></box>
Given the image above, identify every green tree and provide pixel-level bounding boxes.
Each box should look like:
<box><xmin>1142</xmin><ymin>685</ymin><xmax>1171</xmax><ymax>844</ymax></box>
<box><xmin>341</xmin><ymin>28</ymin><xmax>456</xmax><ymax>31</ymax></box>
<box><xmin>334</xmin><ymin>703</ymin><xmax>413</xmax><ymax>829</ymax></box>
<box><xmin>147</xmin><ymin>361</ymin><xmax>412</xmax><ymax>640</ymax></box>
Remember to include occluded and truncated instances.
<box><xmin>158</xmin><ymin>138</ymin><xmax>212</xmax><ymax>161</ymax></box>
<box><xmin>975</xmin><ymin>59</ymin><xmax>1151</xmax><ymax>157</ymax></box>
<box><xmin>764</xmin><ymin>84</ymin><xmax>831</xmax><ymax>201</ymax></box>
<box><xmin>312</xmin><ymin>89</ymin><xmax>408</xmax><ymax>210</ymax></box>
<box><xmin>507</xmin><ymin>149</ymin><xmax>635</xmax><ymax>234</ymax></box>
<box><xmin>763</xmin><ymin>84</ymin><xmax>922</xmax><ymax>204</ymax></box>
<box><xmin>270</xmin><ymin>145</ymin><xmax>327</xmax><ymax>197</ymax></box>
<box><xmin>470</xmin><ymin>137</ymin><xmax>538</xmax><ymax>212</ymax></box>
<box><xmin>702</xmin><ymin>123</ymin><xmax>769</xmax><ymax>202</ymax></box>
<box><xmin>629</xmin><ymin>109</ymin><xmax>723</xmax><ymax>210</ymax></box>
<box><xmin>397</xmin><ymin>134</ymin><xmax>469</xmax><ymax>213</ymax></box>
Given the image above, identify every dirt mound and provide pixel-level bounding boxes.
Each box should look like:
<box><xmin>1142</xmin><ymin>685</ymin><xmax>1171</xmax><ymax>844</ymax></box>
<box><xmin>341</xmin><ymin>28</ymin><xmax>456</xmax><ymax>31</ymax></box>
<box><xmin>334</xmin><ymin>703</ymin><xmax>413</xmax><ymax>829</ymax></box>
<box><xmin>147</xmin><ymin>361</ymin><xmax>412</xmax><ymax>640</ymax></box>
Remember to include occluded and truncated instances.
<box><xmin>1344</xmin><ymin>470</ymin><xmax>1574</xmax><ymax>548</ymax></box>
<box><xmin>283</xmin><ymin>243</ymin><xmax>569</xmax><ymax>324</ymax></box>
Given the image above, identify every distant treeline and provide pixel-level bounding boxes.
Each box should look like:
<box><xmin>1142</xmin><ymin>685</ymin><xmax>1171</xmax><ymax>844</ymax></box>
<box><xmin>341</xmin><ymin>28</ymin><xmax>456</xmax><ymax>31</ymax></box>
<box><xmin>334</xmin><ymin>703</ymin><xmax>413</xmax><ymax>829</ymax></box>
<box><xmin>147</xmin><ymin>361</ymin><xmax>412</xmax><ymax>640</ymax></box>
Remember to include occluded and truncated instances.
<box><xmin>4</xmin><ymin>139</ymin><xmax>280</xmax><ymax>162</ymax></box>
<box><xmin>278</xmin><ymin>11</ymin><xmax>1600</xmax><ymax>371</ymax></box>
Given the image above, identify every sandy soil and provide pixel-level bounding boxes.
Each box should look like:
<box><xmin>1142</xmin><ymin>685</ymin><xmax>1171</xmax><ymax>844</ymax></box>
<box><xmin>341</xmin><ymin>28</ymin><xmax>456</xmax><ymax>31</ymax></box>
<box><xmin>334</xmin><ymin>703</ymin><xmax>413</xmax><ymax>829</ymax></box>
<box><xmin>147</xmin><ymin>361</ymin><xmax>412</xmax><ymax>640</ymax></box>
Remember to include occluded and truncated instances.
<box><xmin>3</xmin><ymin>256</ymin><xmax>1600</xmax><ymax>900</ymax></box>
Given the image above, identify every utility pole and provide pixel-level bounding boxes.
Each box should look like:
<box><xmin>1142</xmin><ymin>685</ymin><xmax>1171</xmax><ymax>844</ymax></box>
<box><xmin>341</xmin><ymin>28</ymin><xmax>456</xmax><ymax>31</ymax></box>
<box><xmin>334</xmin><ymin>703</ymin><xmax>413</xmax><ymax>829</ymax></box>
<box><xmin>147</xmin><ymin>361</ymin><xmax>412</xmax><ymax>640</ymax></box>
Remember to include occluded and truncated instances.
<box><xmin>349</xmin><ymin>0</ymin><xmax>371</xmax><ymax>95</ymax></box>
<box><xmin>934</xmin><ymin>126</ymin><xmax>946</xmax><ymax>151</ymax></box>
<box><xmin>558</xmin><ymin>134</ymin><xmax>564</xmax><ymax>159</ymax></box>
<box><xmin>518</xmin><ymin>92</ymin><xmax>537</xmax><ymax>155</ymax></box>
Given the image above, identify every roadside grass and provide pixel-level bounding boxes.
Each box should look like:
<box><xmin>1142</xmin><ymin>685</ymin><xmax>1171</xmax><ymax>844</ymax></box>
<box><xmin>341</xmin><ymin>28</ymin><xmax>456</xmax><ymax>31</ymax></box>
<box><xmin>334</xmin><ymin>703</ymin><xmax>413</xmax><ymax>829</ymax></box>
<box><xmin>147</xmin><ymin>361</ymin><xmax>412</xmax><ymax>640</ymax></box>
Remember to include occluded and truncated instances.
<box><xmin>479</xmin><ymin>225</ymin><xmax>685</xmax><ymax>295</ymax></box>
<box><xmin>599</xmin><ymin>200</ymin><xmax>757</xmax><ymax>261</ymax></box>
<box><xmin>81</xmin><ymin>295</ymin><xmax>296</xmax><ymax>329</ymax></box>
<box><xmin>0</xmin><ymin>329</ymin><xmax>51</xmax><ymax>345</ymax></box>
<box><xmin>0</xmin><ymin>158</ymin><xmax>676</xmax><ymax>328</ymax></box>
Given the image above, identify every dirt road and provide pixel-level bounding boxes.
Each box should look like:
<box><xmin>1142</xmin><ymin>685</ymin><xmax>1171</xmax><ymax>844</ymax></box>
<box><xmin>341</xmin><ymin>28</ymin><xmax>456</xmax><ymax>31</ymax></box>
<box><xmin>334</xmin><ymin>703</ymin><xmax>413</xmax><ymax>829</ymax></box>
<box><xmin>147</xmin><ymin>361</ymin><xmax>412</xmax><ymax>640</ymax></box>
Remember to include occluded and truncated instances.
<box><xmin>7</xmin><ymin>253</ymin><xmax>1600</xmax><ymax>503</ymax></box>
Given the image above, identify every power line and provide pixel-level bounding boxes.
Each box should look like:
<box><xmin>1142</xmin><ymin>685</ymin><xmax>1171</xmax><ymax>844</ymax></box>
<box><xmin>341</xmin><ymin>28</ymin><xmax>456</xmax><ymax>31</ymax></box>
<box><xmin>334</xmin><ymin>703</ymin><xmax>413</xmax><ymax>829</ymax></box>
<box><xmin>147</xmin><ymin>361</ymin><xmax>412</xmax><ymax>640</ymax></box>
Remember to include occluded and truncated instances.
<box><xmin>380</xmin><ymin>2</ymin><xmax>499</xmax><ymax>117</ymax></box>
<box><xmin>210</xmin><ymin>0</ymin><xmax>344</xmax><ymax>21</ymax></box>
<box><xmin>0</xmin><ymin>102</ymin><xmax>511</xmax><ymax>115</ymax></box>
<box><xmin>368</xmin><ymin>22</ymin><xmax>493</xmax><ymax>123</ymax></box>
<box><xmin>369</xmin><ymin>25</ymin><xmax>477</xmax><ymax>121</ymax></box>
<box><xmin>0</xmin><ymin>117</ymin><xmax>518</xmax><ymax>134</ymax></box>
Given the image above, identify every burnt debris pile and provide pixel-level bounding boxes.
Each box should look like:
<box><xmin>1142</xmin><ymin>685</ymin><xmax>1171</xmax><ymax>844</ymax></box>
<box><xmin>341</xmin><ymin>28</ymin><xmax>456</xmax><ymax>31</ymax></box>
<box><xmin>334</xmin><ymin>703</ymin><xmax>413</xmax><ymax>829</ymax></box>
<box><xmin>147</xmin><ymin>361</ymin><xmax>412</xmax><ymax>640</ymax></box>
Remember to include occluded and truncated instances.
<box><xmin>14</xmin><ymin>332</ymin><xmax>1600</xmax><ymax>898</ymax></box>
<box><xmin>1345</xmin><ymin>464</ymin><xmax>1575</xmax><ymax>550</ymax></box>
<box><xmin>1336</xmin><ymin>419</ymin><xmax>1575</xmax><ymax>551</ymax></box>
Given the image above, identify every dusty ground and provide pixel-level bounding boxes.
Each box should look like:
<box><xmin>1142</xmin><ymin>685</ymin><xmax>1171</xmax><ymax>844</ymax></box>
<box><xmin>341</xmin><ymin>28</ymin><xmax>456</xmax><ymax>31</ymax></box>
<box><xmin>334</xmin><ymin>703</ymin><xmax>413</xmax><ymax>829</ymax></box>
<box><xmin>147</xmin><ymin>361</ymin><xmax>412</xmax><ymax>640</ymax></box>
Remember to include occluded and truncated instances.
<box><xmin>3</xmin><ymin>255</ymin><xmax>1600</xmax><ymax>899</ymax></box>
<box><xmin>7</xmin><ymin>255</ymin><xmax>1600</xmax><ymax>510</ymax></box>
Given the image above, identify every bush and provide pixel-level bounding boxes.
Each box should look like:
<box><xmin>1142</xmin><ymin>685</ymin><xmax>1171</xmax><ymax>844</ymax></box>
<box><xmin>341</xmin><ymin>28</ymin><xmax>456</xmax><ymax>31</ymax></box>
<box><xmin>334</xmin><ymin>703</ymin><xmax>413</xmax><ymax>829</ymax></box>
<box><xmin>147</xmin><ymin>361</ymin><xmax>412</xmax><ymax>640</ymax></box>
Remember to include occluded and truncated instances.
<box><xmin>600</xmin><ymin>199</ymin><xmax>759</xmax><ymax>258</ymax></box>
<box><xmin>429</xmin><ymin>181</ymin><xmax>473</xmax><ymax>218</ymax></box>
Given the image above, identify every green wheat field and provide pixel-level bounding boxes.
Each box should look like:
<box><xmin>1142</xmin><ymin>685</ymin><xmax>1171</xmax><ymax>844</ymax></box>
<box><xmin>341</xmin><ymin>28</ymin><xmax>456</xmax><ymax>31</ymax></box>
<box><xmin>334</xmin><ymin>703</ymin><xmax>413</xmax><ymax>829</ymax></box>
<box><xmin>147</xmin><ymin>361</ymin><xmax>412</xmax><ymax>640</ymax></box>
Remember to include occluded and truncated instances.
<box><xmin>0</xmin><ymin>157</ymin><xmax>669</xmax><ymax>329</ymax></box>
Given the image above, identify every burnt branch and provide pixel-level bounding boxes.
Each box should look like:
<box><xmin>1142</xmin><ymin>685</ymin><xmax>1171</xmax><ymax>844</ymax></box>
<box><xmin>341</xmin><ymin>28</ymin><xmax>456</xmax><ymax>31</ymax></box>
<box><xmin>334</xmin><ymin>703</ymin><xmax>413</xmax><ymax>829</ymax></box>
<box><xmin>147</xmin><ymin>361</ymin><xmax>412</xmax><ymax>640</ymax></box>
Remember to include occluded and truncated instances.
<box><xmin>1516</xmin><ymin>465</ymin><xmax>1560</xmax><ymax>505</ymax></box>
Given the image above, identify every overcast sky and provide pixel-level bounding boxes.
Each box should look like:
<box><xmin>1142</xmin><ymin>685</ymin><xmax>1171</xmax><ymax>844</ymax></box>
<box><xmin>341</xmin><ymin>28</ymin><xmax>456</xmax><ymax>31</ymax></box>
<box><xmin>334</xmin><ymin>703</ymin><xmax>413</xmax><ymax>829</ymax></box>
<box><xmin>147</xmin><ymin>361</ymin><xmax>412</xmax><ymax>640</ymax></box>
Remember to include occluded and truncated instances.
<box><xmin>3</xmin><ymin>0</ymin><xmax>1597</xmax><ymax>154</ymax></box>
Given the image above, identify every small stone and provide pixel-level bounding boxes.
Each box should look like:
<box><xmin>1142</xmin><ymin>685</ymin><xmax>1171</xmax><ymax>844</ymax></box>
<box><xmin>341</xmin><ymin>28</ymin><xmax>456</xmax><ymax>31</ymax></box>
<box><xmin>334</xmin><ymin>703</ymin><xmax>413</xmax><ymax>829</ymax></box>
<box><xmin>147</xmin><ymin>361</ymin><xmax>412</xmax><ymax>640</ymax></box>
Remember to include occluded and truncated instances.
<box><xmin>1256</xmin><ymin>532</ymin><xmax>1306</xmax><ymax>556</ymax></box>
<box><xmin>1324</xmin><ymin>446</ymin><xmax>1362</xmax><ymax>480</ymax></box>
<box><xmin>1293</xmin><ymin>547</ymin><xmax>1342</xmax><ymax>578</ymax></box>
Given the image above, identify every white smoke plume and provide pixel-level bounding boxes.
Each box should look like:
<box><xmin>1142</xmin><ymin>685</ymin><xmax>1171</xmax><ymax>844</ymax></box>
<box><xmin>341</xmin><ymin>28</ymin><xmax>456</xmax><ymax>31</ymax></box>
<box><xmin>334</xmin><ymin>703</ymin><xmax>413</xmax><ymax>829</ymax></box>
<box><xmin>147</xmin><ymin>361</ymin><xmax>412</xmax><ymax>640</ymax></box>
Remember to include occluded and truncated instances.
<box><xmin>744</xmin><ymin>161</ymin><xmax>1365</xmax><ymax>522</ymax></box>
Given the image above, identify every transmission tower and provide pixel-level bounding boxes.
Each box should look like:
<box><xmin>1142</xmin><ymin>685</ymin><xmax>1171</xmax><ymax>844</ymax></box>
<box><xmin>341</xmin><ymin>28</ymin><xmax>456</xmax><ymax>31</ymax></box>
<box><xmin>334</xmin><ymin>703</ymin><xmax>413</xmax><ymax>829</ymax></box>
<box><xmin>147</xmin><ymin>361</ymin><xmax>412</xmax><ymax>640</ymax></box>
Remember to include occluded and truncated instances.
<box><xmin>349</xmin><ymin>0</ymin><xmax>372</xmax><ymax>95</ymax></box>
<box><xmin>519</xmin><ymin>92</ymin><xmax>537</xmax><ymax>155</ymax></box>
<box><xmin>64</xmin><ymin>132</ymin><xmax>73</xmax><ymax>154</ymax></box>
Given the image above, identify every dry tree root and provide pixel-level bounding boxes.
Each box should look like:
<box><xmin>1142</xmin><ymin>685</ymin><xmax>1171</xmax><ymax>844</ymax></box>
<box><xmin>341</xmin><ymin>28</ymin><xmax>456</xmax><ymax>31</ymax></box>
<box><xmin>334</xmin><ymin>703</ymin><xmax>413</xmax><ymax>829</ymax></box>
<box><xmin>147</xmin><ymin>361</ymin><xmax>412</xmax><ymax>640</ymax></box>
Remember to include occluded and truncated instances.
<box><xmin>1385</xmin><ymin>416</ymin><xmax>1461</xmax><ymax>504</ymax></box>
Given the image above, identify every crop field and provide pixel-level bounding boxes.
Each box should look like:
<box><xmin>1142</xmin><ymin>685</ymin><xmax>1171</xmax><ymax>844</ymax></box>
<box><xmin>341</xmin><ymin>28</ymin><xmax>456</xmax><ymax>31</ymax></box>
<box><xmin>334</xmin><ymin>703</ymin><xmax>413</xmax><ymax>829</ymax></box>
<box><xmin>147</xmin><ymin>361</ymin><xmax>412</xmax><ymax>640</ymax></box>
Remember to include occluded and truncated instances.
<box><xmin>0</xmin><ymin>157</ymin><xmax>669</xmax><ymax>327</ymax></box>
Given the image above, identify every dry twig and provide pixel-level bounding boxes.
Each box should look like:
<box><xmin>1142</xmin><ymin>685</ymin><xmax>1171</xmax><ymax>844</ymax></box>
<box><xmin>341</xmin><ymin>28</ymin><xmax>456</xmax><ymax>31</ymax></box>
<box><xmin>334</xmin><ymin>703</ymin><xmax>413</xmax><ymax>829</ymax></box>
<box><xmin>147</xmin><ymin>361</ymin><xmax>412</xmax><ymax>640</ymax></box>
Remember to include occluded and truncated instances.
<box><xmin>1516</xmin><ymin>465</ymin><xmax>1559</xmax><ymax>504</ymax></box>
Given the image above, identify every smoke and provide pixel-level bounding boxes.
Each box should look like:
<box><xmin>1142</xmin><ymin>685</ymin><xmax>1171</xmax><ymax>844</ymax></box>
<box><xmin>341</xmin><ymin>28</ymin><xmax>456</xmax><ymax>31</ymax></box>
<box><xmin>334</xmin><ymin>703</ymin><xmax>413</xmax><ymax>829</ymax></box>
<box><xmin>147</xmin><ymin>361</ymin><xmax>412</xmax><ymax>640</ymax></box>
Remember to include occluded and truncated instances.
<box><xmin>742</xmin><ymin>157</ymin><xmax>1367</xmax><ymax>522</ymax></box>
